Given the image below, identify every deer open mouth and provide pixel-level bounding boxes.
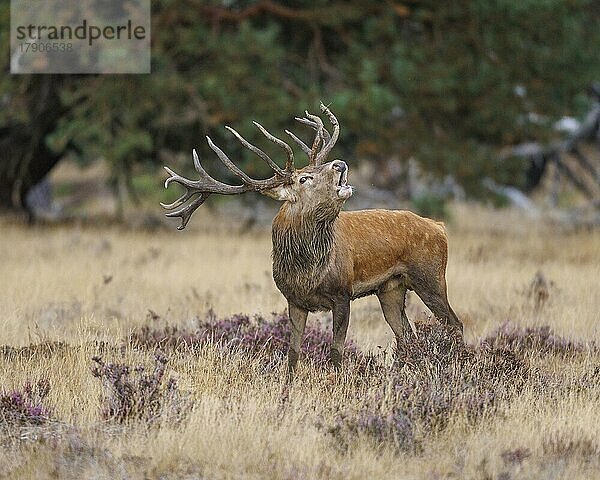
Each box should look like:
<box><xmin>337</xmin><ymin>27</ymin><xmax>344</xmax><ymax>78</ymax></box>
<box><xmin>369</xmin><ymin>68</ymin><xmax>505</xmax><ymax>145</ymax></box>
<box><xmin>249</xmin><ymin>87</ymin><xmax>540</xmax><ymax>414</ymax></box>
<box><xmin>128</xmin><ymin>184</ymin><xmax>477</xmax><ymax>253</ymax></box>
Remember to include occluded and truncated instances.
<box><xmin>336</xmin><ymin>170</ymin><xmax>352</xmax><ymax>199</ymax></box>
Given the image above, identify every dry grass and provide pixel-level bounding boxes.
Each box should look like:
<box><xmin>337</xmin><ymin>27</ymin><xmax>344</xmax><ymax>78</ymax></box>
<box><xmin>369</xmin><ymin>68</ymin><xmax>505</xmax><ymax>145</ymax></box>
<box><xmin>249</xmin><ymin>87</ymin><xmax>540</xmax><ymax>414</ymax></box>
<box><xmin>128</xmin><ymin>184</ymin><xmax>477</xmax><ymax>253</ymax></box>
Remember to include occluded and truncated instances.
<box><xmin>0</xmin><ymin>203</ymin><xmax>599</xmax><ymax>479</ymax></box>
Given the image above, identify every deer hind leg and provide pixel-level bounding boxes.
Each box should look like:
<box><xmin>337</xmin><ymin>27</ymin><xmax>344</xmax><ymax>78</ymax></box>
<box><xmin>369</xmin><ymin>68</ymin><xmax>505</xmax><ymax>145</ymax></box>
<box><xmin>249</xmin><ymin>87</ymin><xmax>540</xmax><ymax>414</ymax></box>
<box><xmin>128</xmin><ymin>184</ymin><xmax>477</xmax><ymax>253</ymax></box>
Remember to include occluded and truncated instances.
<box><xmin>377</xmin><ymin>284</ymin><xmax>417</xmax><ymax>365</ymax></box>
<box><xmin>410</xmin><ymin>268</ymin><xmax>463</xmax><ymax>336</ymax></box>
<box><xmin>287</xmin><ymin>302</ymin><xmax>308</xmax><ymax>379</ymax></box>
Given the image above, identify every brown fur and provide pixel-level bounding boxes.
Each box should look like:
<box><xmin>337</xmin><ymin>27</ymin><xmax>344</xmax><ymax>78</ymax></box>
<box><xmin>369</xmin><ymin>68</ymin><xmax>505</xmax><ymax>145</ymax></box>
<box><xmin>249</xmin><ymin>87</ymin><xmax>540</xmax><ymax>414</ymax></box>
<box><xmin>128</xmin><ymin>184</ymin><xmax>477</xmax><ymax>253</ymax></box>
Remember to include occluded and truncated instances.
<box><xmin>269</xmin><ymin>162</ymin><xmax>462</xmax><ymax>375</ymax></box>
<box><xmin>338</xmin><ymin>210</ymin><xmax>449</xmax><ymax>293</ymax></box>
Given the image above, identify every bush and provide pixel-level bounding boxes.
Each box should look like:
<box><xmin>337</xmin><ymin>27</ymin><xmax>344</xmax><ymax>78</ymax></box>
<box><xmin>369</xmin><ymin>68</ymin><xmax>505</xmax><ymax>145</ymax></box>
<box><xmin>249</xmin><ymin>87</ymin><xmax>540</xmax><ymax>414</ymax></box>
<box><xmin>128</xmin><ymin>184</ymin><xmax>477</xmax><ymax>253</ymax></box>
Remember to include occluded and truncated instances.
<box><xmin>131</xmin><ymin>311</ymin><xmax>380</xmax><ymax>376</ymax></box>
<box><xmin>328</xmin><ymin>408</ymin><xmax>415</xmax><ymax>453</ymax></box>
<box><xmin>481</xmin><ymin>321</ymin><xmax>589</xmax><ymax>358</ymax></box>
<box><xmin>327</xmin><ymin>321</ymin><xmax>532</xmax><ymax>450</ymax></box>
<box><xmin>382</xmin><ymin>324</ymin><xmax>529</xmax><ymax>434</ymax></box>
<box><xmin>0</xmin><ymin>379</ymin><xmax>52</xmax><ymax>427</ymax></box>
<box><xmin>91</xmin><ymin>352</ymin><xmax>190</xmax><ymax>424</ymax></box>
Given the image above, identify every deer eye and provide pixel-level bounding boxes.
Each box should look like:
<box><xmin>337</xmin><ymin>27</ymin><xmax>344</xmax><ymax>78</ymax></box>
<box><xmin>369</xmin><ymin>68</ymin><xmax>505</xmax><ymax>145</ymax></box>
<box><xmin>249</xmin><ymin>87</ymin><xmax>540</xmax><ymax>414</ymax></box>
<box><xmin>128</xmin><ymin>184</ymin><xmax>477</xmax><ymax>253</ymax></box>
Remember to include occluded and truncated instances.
<box><xmin>299</xmin><ymin>176</ymin><xmax>313</xmax><ymax>184</ymax></box>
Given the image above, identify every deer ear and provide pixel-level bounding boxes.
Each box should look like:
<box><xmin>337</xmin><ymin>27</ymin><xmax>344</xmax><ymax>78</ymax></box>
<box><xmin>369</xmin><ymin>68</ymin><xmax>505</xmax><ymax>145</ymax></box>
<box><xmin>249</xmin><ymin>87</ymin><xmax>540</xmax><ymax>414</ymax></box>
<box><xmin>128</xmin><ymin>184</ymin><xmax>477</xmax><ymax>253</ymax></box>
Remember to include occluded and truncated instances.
<box><xmin>263</xmin><ymin>185</ymin><xmax>297</xmax><ymax>202</ymax></box>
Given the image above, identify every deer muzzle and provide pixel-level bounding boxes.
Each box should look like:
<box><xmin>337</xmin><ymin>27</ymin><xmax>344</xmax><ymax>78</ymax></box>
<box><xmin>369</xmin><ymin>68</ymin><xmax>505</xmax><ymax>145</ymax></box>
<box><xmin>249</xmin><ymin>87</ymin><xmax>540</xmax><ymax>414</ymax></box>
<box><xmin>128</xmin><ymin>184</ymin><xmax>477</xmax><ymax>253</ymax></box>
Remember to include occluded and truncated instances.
<box><xmin>332</xmin><ymin>160</ymin><xmax>352</xmax><ymax>199</ymax></box>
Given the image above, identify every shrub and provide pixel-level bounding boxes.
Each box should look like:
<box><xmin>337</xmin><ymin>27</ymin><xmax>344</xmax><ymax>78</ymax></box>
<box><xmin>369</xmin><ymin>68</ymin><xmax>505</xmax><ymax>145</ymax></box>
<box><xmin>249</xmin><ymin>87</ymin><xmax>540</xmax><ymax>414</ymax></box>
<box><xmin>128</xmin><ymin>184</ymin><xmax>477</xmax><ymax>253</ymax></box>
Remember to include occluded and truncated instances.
<box><xmin>393</xmin><ymin>322</ymin><xmax>530</xmax><ymax>430</ymax></box>
<box><xmin>131</xmin><ymin>311</ymin><xmax>380</xmax><ymax>375</ymax></box>
<box><xmin>481</xmin><ymin>321</ymin><xmax>589</xmax><ymax>358</ymax></box>
<box><xmin>0</xmin><ymin>379</ymin><xmax>52</xmax><ymax>426</ymax></box>
<box><xmin>543</xmin><ymin>433</ymin><xmax>600</xmax><ymax>462</ymax></box>
<box><xmin>328</xmin><ymin>409</ymin><xmax>415</xmax><ymax>453</ymax></box>
<box><xmin>91</xmin><ymin>352</ymin><xmax>190</xmax><ymax>424</ymax></box>
<box><xmin>133</xmin><ymin>313</ymin><xmax>596</xmax><ymax>453</ymax></box>
<box><xmin>523</xmin><ymin>271</ymin><xmax>554</xmax><ymax>311</ymax></box>
<box><xmin>328</xmin><ymin>321</ymin><xmax>532</xmax><ymax>449</ymax></box>
<box><xmin>501</xmin><ymin>447</ymin><xmax>532</xmax><ymax>466</ymax></box>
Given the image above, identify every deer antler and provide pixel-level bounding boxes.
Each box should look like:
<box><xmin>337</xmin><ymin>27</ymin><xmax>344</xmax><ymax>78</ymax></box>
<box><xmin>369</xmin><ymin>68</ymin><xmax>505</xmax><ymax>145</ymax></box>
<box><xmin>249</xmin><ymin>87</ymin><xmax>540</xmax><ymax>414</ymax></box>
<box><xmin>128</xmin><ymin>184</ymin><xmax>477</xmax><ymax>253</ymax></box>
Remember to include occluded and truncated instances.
<box><xmin>161</xmin><ymin>124</ymin><xmax>295</xmax><ymax>230</ymax></box>
<box><xmin>285</xmin><ymin>102</ymin><xmax>339</xmax><ymax>166</ymax></box>
<box><xmin>315</xmin><ymin>103</ymin><xmax>340</xmax><ymax>165</ymax></box>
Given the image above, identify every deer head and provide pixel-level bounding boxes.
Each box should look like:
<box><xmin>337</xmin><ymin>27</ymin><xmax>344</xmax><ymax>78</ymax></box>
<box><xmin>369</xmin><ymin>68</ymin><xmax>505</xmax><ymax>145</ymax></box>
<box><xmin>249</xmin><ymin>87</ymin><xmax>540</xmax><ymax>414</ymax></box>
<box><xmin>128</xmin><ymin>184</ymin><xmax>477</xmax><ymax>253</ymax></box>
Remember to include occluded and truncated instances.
<box><xmin>161</xmin><ymin>103</ymin><xmax>351</xmax><ymax>229</ymax></box>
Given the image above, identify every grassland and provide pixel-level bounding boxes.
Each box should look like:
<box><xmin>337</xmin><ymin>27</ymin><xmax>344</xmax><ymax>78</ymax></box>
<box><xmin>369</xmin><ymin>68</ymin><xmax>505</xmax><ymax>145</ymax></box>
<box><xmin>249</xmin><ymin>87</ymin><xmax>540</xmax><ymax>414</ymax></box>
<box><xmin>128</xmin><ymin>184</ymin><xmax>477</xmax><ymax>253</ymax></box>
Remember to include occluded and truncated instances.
<box><xmin>0</xmin><ymin>204</ymin><xmax>599</xmax><ymax>479</ymax></box>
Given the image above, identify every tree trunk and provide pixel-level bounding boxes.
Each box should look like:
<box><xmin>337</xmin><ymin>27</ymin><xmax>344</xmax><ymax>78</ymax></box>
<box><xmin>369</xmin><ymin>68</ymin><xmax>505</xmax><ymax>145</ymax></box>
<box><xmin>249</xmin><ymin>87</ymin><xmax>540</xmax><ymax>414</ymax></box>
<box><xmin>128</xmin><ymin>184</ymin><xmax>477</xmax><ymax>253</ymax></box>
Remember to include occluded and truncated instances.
<box><xmin>0</xmin><ymin>76</ymin><xmax>68</xmax><ymax>216</ymax></box>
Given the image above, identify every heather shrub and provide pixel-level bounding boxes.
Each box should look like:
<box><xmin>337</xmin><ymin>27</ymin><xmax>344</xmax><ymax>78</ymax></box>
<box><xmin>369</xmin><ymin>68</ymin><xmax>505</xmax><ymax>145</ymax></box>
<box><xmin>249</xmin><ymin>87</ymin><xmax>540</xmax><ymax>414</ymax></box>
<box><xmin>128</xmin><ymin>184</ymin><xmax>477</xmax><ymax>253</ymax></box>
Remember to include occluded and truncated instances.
<box><xmin>481</xmin><ymin>321</ymin><xmax>589</xmax><ymax>358</ymax></box>
<box><xmin>543</xmin><ymin>433</ymin><xmax>600</xmax><ymax>462</ymax></box>
<box><xmin>328</xmin><ymin>321</ymin><xmax>532</xmax><ymax>450</ymax></box>
<box><xmin>523</xmin><ymin>271</ymin><xmax>554</xmax><ymax>311</ymax></box>
<box><xmin>398</xmin><ymin>321</ymin><xmax>473</xmax><ymax>370</ymax></box>
<box><xmin>91</xmin><ymin>352</ymin><xmax>191</xmax><ymax>424</ymax></box>
<box><xmin>131</xmin><ymin>313</ymin><xmax>597</xmax><ymax>453</ymax></box>
<box><xmin>0</xmin><ymin>379</ymin><xmax>52</xmax><ymax>427</ymax></box>
<box><xmin>131</xmin><ymin>311</ymin><xmax>380</xmax><ymax>375</ymax></box>
<box><xmin>501</xmin><ymin>447</ymin><xmax>532</xmax><ymax>466</ymax></box>
<box><xmin>327</xmin><ymin>409</ymin><xmax>415</xmax><ymax>453</ymax></box>
<box><xmin>392</xmin><ymin>322</ymin><xmax>530</xmax><ymax>431</ymax></box>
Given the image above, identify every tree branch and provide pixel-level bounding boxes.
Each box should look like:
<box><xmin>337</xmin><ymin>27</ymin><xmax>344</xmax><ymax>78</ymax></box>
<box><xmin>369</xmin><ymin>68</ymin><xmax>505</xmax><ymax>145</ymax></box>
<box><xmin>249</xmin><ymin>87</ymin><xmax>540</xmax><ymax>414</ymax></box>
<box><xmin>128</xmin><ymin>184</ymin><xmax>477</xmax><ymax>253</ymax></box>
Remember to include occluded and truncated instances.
<box><xmin>199</xmin><ymin>1</ymin><xmax>410</xmax><ymax>24</ymax></box>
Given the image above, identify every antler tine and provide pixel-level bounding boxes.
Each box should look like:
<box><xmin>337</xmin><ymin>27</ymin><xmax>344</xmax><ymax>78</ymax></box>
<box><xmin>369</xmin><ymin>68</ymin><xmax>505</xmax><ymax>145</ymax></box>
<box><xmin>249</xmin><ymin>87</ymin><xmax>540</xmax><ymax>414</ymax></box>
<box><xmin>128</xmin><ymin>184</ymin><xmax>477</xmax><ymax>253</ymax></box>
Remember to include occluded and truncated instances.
<box><xmin>284</xmin><ymin>129</ymin><xmax>311</xmax><ymax>157</ymax></box>
<box><xmin>206</xmin><ymin>136</ymin><xmax>258</xmax><ymax>184</ymax></box>
<box><xmin>207</xmin><ymin>136</ymin><xmax>295</xmax><ymax>189</ymax></box>
<box><xmin>225</xmin><ymin>126</ymin><xmax>287</xmax><ymax>177</ymax></box>
<box><xmin>295</xmin><ymin>117</ymin><xmax>332</xmax><ymax>145</ymax></box>
<box><xmin>162</xmin><ymin>118</ymin><xmax>301</xmax><ymax>230</ymax></box>
<box><xmin>161</xmin><ymin>149</ymin><xmax>249</xmax><ymax>230</ymax></box>
<box><xmin>160</xmin><ymin>148</ymin><xmax>216</xmax><ymax>210</ymax></box>
<box><xmin>314</xmin><ymin>102</ymin><xmax>340</xmax><ymax>165</ymax></box>
<box><xmin>253</xmin><ymin>121</ymin><xmax>295</xmax><ymax>171</ymax></box>
<box><xmin>304</xmin><ymin>110</ymin><xmax>325</xmax><ymax>165</ymax></box>
<box><xmin>164</xmin><ymin>192</ymin><xmax>209</xmax><ymax>230</ymax></box>
<box><xmin>294</xmin><ymin>113</ymin><xmax>334</xmax><ymax>166</ymax></box>
<box><xmin>160</xmin><ymin>168</ymin><xmax>200</xmax><ymax>211</ymax></box>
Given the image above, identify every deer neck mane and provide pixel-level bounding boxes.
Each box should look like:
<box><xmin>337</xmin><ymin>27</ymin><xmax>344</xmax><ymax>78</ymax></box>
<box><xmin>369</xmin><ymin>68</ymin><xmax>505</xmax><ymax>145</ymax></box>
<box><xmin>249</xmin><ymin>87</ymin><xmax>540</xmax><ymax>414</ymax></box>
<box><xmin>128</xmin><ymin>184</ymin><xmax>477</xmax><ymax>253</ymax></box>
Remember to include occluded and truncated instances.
<box><xmin>271</xmin><ymin>203</ymin><xmax>338</xmax><ymax>295</ymax></box>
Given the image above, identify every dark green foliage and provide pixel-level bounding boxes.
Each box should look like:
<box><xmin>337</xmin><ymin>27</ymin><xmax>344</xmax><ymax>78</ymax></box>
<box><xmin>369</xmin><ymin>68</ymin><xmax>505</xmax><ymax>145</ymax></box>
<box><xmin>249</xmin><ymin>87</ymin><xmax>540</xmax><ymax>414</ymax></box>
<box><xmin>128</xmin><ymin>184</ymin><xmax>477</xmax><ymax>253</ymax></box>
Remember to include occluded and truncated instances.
<box><xmin>2</xmin><ymin>0</ymin><xmax>600</xmax><ymax>205</ymax></box>
<box><xmin>411</xmin><ymin>193</ymin><xmax>449</xmax><ymax>220</ymax></box>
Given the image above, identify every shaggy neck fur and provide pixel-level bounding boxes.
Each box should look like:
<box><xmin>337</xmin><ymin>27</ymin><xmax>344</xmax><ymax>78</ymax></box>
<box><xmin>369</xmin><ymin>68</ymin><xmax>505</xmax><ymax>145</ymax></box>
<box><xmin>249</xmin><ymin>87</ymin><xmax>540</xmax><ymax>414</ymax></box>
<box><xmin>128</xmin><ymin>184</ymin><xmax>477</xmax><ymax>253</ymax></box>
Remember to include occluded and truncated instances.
<box><xmin>272</xmin><ymin>203</ymin><xmax>339</xmax><ymax>296</ymax></box>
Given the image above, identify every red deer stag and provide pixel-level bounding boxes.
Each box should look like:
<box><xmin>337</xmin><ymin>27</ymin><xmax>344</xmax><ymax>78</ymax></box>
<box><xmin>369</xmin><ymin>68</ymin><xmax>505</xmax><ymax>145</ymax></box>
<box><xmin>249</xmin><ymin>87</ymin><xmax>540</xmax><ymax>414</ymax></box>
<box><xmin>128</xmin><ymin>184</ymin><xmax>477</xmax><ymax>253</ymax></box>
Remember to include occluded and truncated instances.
<box><xmin>162</xmin><ymin>103</ymin><xmax>462</xmax><ymax>374</ymax></box>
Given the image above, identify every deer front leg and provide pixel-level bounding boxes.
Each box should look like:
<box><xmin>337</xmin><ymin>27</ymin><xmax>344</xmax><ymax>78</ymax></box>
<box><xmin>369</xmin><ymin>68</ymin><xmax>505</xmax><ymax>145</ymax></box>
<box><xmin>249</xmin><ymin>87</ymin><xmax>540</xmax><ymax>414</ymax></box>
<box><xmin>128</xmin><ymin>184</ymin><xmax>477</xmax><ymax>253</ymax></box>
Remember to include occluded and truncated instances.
<box><xmin>331</xmin><ymin>297</ymin><xmax>350</xmax><ymax>368</ymax></box>
<box><xmin>287</xmin><ymin>302</ymin><xmax>308</xmax><ymax>378</ymax></box>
